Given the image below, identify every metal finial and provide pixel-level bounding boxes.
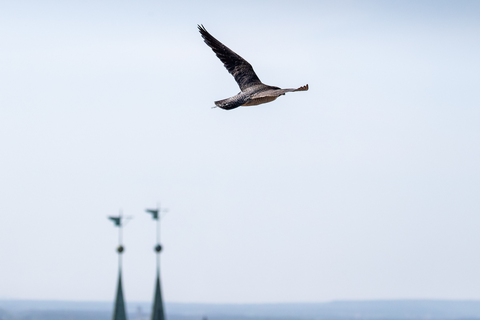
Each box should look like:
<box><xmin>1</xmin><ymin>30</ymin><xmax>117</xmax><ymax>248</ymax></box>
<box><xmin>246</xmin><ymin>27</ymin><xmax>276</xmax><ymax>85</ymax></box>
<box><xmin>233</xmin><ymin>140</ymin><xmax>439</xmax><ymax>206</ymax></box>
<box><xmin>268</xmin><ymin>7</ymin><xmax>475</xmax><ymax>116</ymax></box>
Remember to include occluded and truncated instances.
<box><xmin>108</xmin><ymin>216</ymin><xmax>122</xmax><ymax>226</ymax></box>
<box><xmin>146</xmin><ymin>208</ymin><xmax>159</xmax><ymax>220</ymax></box>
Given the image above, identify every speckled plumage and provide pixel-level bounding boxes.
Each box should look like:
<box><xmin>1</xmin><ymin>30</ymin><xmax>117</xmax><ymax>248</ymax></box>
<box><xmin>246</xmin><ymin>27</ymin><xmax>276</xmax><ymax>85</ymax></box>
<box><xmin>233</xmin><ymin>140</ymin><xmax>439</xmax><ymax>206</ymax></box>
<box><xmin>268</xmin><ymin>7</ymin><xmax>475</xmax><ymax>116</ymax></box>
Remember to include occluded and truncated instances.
<box><xmin>198</xmin><ymin>25</ymin><xmax>308</xmax><ymax>110</ymax></box>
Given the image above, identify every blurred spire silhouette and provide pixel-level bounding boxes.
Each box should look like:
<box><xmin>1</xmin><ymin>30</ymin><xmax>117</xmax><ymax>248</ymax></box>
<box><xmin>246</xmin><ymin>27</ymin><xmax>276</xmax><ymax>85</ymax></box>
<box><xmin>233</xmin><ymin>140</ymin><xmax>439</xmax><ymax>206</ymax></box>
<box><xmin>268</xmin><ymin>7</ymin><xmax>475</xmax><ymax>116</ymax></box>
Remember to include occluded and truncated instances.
<box><xmin>112</xmin><ymin>272</ymin><xmax>127</xmax><ymax>320</ymax></box>
<box><xmin>146</xmin><ymin>203</ymin><xmax>167</xmax><ymax>320</ymax></box>
<box><xmin>109</xmin><ymin>211</ymin><xmax>130</xmax><ymax>320</ymax></box>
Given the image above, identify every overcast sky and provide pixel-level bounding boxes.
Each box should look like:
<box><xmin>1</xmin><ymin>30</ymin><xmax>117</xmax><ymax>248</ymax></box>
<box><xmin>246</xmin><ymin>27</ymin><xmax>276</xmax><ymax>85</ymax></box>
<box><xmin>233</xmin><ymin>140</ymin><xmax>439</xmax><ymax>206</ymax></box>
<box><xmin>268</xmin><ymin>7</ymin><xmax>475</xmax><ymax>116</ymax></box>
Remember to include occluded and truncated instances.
<box><xmin>1</xmin><ymin>0</ymin><xmax>480</xmax><ymax>304</ymax></box>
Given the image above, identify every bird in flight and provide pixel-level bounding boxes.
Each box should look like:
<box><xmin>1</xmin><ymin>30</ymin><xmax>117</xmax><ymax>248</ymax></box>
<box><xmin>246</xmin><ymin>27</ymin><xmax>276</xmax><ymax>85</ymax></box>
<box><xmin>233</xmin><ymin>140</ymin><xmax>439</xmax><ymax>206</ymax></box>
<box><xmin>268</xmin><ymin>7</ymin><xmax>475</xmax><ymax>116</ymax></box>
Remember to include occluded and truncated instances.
<box><xmin>198</xmin><ymin>25</ymin><xmax>308</xmax><ymax>110</ymax></box>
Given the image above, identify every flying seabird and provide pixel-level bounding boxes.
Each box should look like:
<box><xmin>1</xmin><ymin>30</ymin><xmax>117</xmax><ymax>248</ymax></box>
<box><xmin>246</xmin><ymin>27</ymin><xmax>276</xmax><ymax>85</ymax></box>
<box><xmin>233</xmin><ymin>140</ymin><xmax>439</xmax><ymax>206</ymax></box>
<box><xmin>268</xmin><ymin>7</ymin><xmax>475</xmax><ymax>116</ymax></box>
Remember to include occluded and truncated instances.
<box><xmin>198</xmin><ymin>25</ymin><xmax>308</xmax><ymax>110</ymax></box>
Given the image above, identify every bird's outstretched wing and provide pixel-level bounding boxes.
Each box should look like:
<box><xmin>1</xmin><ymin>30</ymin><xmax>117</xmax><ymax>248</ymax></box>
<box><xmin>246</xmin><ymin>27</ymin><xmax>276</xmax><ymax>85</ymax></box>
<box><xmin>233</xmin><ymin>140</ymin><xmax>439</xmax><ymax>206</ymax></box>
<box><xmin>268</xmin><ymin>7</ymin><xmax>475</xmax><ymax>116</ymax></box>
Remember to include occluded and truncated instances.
<box><xmin>198</xmin><ymin>25</ymin><xmax>262</xmax><ymax>91</ymax></box>
<box><xmin>293</xmin><ymin>84</ymin><xmax>309</xmax><ymax>92</ymax></box>
<box><xmin>251</xmin><ymin>84</ymin><xmax>309</xmax><ymax>99</ymax></box>
<box><xmin>276</xmin><ymin>84</ymin><xmax>309</xmax><ymax>94</ymax></box>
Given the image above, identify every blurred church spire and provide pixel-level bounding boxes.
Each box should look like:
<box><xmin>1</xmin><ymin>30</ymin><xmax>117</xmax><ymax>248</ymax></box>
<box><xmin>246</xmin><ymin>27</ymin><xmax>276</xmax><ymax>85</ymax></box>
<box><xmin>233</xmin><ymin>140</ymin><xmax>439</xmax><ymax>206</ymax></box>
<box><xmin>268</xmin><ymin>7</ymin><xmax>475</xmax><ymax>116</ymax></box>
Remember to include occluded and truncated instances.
<box><xmin>146</xmin><ymin>204</ymin><xmax>167</xmax><ymax>320</ymax></box>
<box><xmin>109</xmin><ymin>211</ymin><xmax>131</xmax><ymax>320</ymax></box>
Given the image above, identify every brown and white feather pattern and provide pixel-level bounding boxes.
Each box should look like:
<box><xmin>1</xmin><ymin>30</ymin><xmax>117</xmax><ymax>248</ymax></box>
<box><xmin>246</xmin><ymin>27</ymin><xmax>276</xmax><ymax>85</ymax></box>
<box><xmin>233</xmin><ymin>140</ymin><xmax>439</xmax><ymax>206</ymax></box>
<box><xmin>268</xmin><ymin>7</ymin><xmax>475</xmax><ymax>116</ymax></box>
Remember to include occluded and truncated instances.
<box><xmin>198</xmin><ymin>25</ymin><xmax>308</xmax><ymax>110</ymax></box>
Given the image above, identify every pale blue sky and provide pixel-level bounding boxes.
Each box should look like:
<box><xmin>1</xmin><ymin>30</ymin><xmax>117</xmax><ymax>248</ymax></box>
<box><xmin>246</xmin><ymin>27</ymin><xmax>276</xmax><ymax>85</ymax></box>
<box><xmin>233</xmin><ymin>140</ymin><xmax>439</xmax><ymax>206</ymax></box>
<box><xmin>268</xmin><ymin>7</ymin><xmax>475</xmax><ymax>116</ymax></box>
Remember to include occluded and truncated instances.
<box><xmin>0</xmin><ymin>0</ymin><xmax>480</xmax><ymax>303</ymax></box>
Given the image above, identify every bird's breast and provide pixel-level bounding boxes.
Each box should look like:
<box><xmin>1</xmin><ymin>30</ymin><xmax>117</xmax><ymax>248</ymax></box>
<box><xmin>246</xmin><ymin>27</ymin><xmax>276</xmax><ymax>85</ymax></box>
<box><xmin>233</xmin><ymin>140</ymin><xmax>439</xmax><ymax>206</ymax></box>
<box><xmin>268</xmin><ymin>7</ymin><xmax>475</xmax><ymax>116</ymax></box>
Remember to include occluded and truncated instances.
<box><xmin>242</xmin><ymin>95</ymin><xmax>279</xmax><ymax>106</ymax></box>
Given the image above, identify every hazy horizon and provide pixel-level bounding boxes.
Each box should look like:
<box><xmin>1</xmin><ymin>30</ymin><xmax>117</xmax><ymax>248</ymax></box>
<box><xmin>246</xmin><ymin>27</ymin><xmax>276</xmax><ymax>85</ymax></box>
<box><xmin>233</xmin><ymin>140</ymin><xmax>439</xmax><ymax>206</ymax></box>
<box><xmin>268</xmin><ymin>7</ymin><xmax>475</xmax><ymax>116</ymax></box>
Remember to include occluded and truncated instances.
<box><xmin>4</xmin><ymin>300</ymin><xmax>480</xmax><ymax>320</ymax></box>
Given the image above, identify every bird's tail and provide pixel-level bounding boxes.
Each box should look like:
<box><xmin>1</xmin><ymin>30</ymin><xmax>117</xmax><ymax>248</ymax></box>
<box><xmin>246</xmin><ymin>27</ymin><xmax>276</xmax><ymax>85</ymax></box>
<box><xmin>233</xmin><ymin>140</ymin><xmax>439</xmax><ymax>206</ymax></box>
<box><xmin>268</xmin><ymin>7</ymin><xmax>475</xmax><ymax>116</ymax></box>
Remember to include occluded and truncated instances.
<box><xmin>214</xmin><ymin>98</ymin><xmax>241</xmax><ymax>110</ymax></box>
<box><xmin>214</xmin><ymin>98</ymin><xmax>228</xmax><ymax>108</ymax></box>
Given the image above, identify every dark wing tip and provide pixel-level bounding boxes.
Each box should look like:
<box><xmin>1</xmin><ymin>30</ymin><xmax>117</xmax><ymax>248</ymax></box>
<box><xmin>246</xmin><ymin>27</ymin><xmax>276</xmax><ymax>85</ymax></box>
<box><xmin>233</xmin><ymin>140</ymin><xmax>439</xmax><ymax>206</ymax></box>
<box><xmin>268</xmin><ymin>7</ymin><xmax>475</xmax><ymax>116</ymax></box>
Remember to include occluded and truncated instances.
<box><xmin>198</xmin><ymin>24</ymin><xmax>208</xmax><ymax>36</ymax></box>
<box><xmin>294</xmin><ymin>84</ymin><xmax>309</xmax><ymax>92</ymax></box>
<box><xmin>197</xmin><ymin>24</ymin><xmax>217</xmax><ymax>46</ymax></box>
